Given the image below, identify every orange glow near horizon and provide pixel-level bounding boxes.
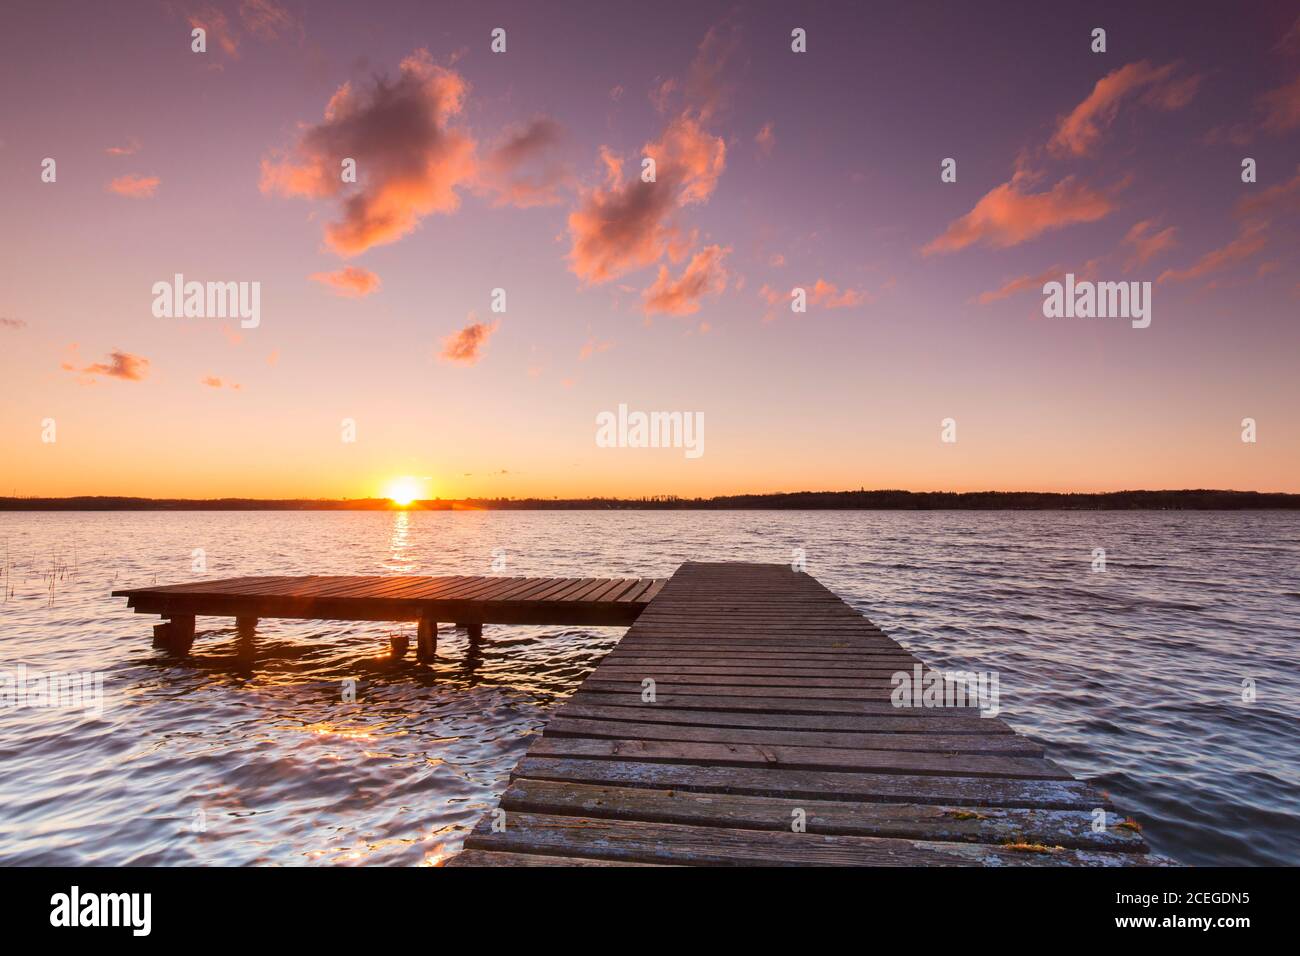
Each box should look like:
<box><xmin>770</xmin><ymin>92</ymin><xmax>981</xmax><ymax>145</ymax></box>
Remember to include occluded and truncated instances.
<box><xmin>384</xmin><ymin>477</ymin><xmax>423</xmax><ymax>507</ymax></box>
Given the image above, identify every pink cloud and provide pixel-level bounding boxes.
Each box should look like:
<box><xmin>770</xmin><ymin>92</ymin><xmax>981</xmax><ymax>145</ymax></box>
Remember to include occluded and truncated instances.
<box><xmin>260</xmin><ymin>50</ymin><xmax>476</xmax><ymax>256</ymax></box>
<box><xmin>755</xmin><ymin>121</ymin><xmax>775</xmax><ymax>158</ymax></box>
<box><xmin>105</xmin><ymin>139</ymin><xmax>141</xmax><ymax>157</ymax></box>
<box><xmin>578</xmin><ymin>336</ymin><xmax>614</xmax><ymax>360</ymax></box>
<box><xmin>1049</xmin><ymin>61</ymin><xmax>1199</xmax><ymax>157</ymax></box>
<box><xmin>65</xmin><ymin>349</ymin><xmax>150</xmax><ymax>382</ymax></box>
<box><xmin>1236</xmin><ymin>164</ymin><xmax>1300</xmax><ymax>220</ymax></box>
<box><xmin>476</xmin><ymin>117</ymin><xmax>570</xmax><ymax>208</ymax></box>
<box><xmin>567</xmin><ymin>113</ymin><xmax>725</xmax><ymax>284</ymax></box>
<box><xmin>974</xmin><ymin>266</ymin><xmax>1062</xmax><ymax>305</ymax></box>
<box><xmin>440</xmin><ymin>316</ymin><xmax>499</xmax><ymax>365</ymax></box>
<box><xmin>1259</xmin><ymin>74</ymin><xmax>1300</xmax><ymax>134</ymax></box>
<box><xmin>310</xmin><ymin>265</ymin><xmax>382</xmax><ymax>298</ymax></box>
<box><xmin>107</xmin><ymin>174</ymin><xmax>160</xmax><ymax>199</ymax></box>
<box><xmin>642</xmin><ymin>244</ymin><xmax>730</xmax><ymax>316</ymax></box>
<box><xmin>238</xmin><ymin>0</ymin><xmax>297</xmax><ymax>41</ymax></box>
<box><xmin>758</xmin><ymin>278</ymin><xmax>869</xmax><ymax>319</ymax></box>
<box><xmin>923</xmin><ymin>171</ymin><xmax>1116</xmax><ymax>255</ymax></box>
<box><xmin>201</xmin><ymin>375</ymin><xmax>242</xmax><ymax>390</ymax></box>
<box><xmin>1122</xmin><ymin>219</ymin><xmax>1178</xmax><ymax>271</ymax></box>
<box><xmin>1157</xmin><ymin>221</ymin><xmax>1268</xmax><ymax>284</ymax></box>
<box><xmin>1157</xmin><ymin>166</ymin><xmax>1297</xmax><ymax>285</ymax></box>
<box><xmin>188</xmin><ymin>7</ymin><xmax>239</xmax><ymax>58</ymax></box>
<box><xmin>566</xmin><ymin>25</ymin><xmax>733</xmax><ymax>286</ymax></box>
<box><xmin>977</xmin><ymin>260</ymin><xmax>1097</xmax><ymax>304</ymax></box>
<box><xmin>808</xmin><ymin>278</ymin><xmax>868</xmax><ymax>309</ymax></box>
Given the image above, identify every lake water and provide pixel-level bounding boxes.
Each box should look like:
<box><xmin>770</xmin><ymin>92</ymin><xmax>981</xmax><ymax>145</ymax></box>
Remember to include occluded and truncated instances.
<box><xmin>0</xmin><ymin>510</ymin><xmax>1296</xmax><ymax>866</ymax></box>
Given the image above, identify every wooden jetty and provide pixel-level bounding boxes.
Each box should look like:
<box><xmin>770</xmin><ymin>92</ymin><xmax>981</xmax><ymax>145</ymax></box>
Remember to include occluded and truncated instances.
<box><xmin>114</xmin><ymin>562</ymin><xmax>1165</xmax><ymax>865</ymax></box>
<box><xmin>450</xmin><ymin>562</ymin><xmax>1167</xmax><ymax>866</ymax></box>
<box><xmin>113</xmin><ymin>574</ymin><xmax>665</xmax><ymax>660</ymax></box>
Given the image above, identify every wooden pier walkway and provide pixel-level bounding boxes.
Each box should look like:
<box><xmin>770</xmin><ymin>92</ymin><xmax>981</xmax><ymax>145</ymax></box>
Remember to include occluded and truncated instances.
<box><xmin>451</xmin><ymin>562</ymin><xmax>1165</xmax><ymax>866</ymax></box>
<box><xmin>114</xmin><ymin>574</ymin><xmax>664</xmax><ymax>659</ymax></box>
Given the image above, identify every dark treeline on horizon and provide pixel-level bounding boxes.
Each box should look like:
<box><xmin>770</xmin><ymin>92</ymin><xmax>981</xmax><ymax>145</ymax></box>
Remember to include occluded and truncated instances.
<box><xmin>2</xmin><ymin>490</ymin><xmax>1298</xmax><ymax>511</ymax></box>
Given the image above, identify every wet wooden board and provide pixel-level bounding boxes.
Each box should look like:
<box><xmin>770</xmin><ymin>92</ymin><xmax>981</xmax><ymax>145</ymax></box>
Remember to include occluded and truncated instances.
<box><xmin>453</xmin><ymin>561</ymin><xmax>1166</xmax><ymax>866</ymax></box>
<box><xmin>113</xmin><ymin>574</ymin><xmax>666</xmax><ymax>634</ymax></box>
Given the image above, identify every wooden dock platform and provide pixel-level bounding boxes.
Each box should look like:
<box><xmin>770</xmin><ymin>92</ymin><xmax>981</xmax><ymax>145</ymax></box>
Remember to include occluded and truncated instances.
<box><xmin>451</xmin><ymin>562</ymin><xmax>1166</xmax><ymax>866</ymax></box>
<box><xmin>113</xmin><ymin>574</ymin><xmax>665</xmax><ymax>659</ymax></box>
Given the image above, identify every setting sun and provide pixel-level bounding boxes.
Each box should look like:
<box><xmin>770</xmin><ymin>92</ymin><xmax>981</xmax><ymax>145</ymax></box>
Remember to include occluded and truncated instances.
<box><xmin>384</xmin><ymin>477</ymin><xmax>423</xmax><ymax>506</ymax></box>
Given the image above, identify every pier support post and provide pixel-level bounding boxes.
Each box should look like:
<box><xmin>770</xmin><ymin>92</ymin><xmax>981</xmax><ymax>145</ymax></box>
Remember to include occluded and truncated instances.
<box><xmin>153</xmin><ymin>615</ymin><xmax>196</xmax><ymax>656</ymax></box>
<box><xmin>417</xmin><ymin>617</ymin><xmax>437</xmax><ymax>663</ymax></box>
<box><xmin>465</xmin><ymin>622</ymin><xmax>483</xmax><ymax>642</ymax></box>
<box><xmin>234</xmin><ymin>616</ymin><xmax>257</xmax><ymax>663</ymax></box>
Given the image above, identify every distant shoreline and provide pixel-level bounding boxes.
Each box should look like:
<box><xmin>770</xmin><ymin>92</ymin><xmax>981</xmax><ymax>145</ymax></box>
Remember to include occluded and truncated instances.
<box><xmin>2</xmin><ymin>490</ymin><xmax>1298</xmax><ymax>511</ymax></box>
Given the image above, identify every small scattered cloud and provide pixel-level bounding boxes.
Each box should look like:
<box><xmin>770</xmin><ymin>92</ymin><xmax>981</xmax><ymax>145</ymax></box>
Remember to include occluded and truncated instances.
<box><xmin>924</xmin><ymin>170</ymin><xmax>1117</xmax><ymax>255</ymax></box>
<box><xmin>642</xmin><ymin>244</ymin><xmax>730</xmax><ymax>316</ymax></box>
<box><xmin>974</xmin><ymin>266</ymin><xmax>1062</xmax><ymax>305</ymax></box>
<box><xmin>238</xmin><ymin>0</ymin><xmax>298</xmax><ymax>42</ymax></box>
<box><xmin>1157</xmin><ymin>165</ymin><xmax>1298</xmax><ymax>285</ymax></box>
<box><xmin>1276</xmin><ymin>14</ymin><xmax>1300</xmax><ymax>56</ymax></box>
<box><xmin>185</xmin><ymin>0</ymin><xmax>298</xmax><ymax>58</ymax></box>
<box><xmin>578</xmin><ymin>336</ymin><xmax>614</xmax><ymax>360</ymax></box>
<box><xmin>1259</xmin><ymin>74</ymin><xmax>1300</xmax><ymax>135</ymax></box>
<box><xmin>808</xmin><ymin>277</ymin><xmax>868</xmax><ymax>308</ymax></box>
<box><xmin>476</xmin><ymin>117</ymin><xmax>570</xmax><ymax>208</ymax></box>
<box><xmin>0</xmin><ymin>317</ymin><xmax>27</xmax><ymax>330</ymax></box>
<box><xmin>187</xmin><ymin>6</ymin><xmax>240</xmax><ymax>58</ymax></box>
<box><xmin>1122</xmin><ymin>219</ymin><xmax>1178</xmax><ymax>271</ymax></box>
<box><xmin>201</xmin><ymin>375</ymin><xmax>242</xmax><ymax>390</ymax></box>
<box><xmin>311</xmin><ymin>265</ymin><xmax>382</xmax><ymax>297</ymax></box>
<box><xmin>1158</xmin><ymin>221</ymin><xmax>1268</xmax><ymax>284</ymax></box>
<box><xmin>64</xmin><ymin>349</ymin><xmax>150</xmax><ymax>382</ymax></box>
<box><xmin>1206</xmin><ymin>73</ymin><xmax>1300</xmax><ymax>144</ymax></box>
<box><xmin>107</xmin><ymin>174</ymin><xmax>160</xmax><ymax>199</ymax></box>
<box><xmin>105</xmin><ymin>138</ymin><xmax>141</xmax><ymax>157</ymax></box>
<box><xmin>1049</xmin><ymin>61</ymin><xmax>1200</xmax><ymax>157</ymax></box>
<box><xmin>758</xmin><ymin>277</ymin><xmax>869</xmax><ymax>320</ymax></box>
<box><xmin>439</xmin><ymin>315</ymin><xmax>498</xmax><ymax>365</ymax></box>
<box><xmin>1236</xmin><ymin>164</ymin><xmax>1300</xmax><ymax>220</ymax></box>
<box><xmin>755</xmin><ymin>121</ymin><xmax>775</xmax><ymax>158</ymax></box>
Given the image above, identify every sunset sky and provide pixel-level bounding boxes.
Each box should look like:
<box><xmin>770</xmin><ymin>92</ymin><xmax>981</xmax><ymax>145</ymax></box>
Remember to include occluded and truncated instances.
<box><xmin>2</xmin><ymin>0</ymin><xmax>1298</xmax><ymax>499</ymax></box>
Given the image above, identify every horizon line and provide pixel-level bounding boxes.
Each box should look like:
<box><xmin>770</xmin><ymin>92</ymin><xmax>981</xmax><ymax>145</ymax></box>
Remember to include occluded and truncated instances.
<box><xmin>3</xmin><ymin>488</ymin><xmax>1298</xmax><ymax>512</ymax></box>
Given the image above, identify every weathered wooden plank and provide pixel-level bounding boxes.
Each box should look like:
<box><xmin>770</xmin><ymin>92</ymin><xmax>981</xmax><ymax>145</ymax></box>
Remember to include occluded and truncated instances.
<box><xmin>554</xmin><ymin>702</ymin><xmax>1014</xmax><ymax>734</ymax></box>
<box><xmin>527</xmin><ymin>737</ymin><xmax>1069</xmax><ymax>779</ymax></box>
<box><xmin>444</xmin><ymin>848</ymin><xmax>665</xmax><ymax>867</ymax></box>
<box><xmin>500</xmin><ymin>779</ymin><xmax>1145</xmax><ymax>851</ymax></box>
<box><xmin>543</xmin><ymin>717</ymin><xmax>1038</xmax><ymax>754</ymax></box>
<box><xmin>465</xmin><ymin>813</ymin><xmax>1164</xmax><ymax>867</ymax></box>
<box><xmin>591</xmin><ymin>669</ymin><xmax>913</xmax><ymax>688</ymax></box>
<box><xmin>113</xmin><ymin>575</ymin><xmax>665</xmax><ymax>631</ymax></box>
<box><xmin>581</xmin><ymin>680</ymin><xmax>935</xmax><ymax>701</ymax></box>
<box><xmin>569</xmin><ymin>688</ymin><xmax>988</xmax><ymax>717</ymax></box>
<box><xmin>513</xmin><ymin>756</ymin><xmax>1109</xmax><ymax>810</ymax></box>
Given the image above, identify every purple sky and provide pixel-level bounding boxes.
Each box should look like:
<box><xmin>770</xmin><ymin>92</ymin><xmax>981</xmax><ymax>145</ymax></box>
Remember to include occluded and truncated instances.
<box><xmin>2</xmin><ymin>0</ymin><xmax>1298</xmax><ymax>498</ymax></box>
